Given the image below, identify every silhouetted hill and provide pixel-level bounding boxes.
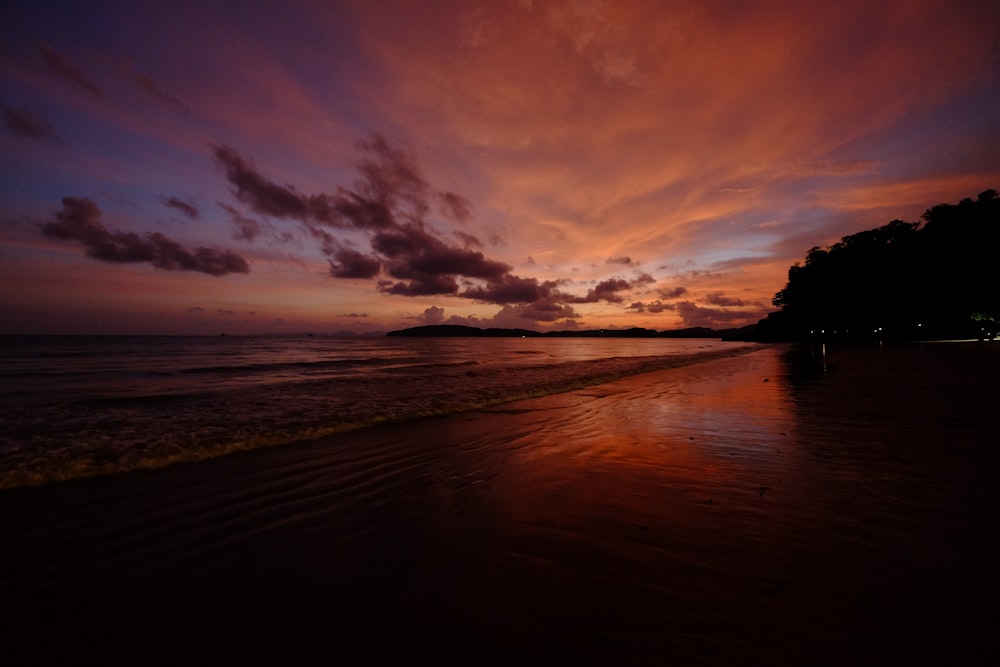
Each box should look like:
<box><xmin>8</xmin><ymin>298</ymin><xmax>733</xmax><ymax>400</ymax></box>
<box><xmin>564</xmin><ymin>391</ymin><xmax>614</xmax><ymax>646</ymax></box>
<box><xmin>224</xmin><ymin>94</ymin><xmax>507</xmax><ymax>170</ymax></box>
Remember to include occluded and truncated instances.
<box><xmin>755</xmin><ymin>189</ymin><xmax>999</xmax><ymax>342</ymax></box>
<box><xmin>387</xmin><ymin>325</ymin><xmax>493</xmax><ymax>337</ymax></box>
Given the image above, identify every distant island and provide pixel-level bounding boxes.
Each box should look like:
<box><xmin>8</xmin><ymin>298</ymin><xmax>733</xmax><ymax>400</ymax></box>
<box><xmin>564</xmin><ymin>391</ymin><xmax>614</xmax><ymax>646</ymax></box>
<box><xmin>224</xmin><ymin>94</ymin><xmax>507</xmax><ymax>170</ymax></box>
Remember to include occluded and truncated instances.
<box><xmin>386</xmin><ymin>324</ymin><xmax>756</xmax><ymax>339</ymax></box>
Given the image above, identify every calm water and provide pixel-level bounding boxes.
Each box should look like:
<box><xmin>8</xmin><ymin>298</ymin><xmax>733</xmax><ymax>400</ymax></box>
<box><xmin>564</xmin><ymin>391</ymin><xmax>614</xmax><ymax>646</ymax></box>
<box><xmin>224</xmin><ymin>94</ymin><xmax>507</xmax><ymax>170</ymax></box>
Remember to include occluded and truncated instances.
<box><xmin>0</xmin><ymin>335</ymin><xmax>756</xmax><ymax>487</ymax></box>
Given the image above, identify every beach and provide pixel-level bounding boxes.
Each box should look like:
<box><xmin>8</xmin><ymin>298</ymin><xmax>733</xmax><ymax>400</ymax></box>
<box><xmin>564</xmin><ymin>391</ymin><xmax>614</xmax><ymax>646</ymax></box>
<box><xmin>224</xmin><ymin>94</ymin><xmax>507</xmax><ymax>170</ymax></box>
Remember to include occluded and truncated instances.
<box><xmin>3</xmin><ymin>343</ymin><xmax>999</xmax><ymax>665</ymax></box>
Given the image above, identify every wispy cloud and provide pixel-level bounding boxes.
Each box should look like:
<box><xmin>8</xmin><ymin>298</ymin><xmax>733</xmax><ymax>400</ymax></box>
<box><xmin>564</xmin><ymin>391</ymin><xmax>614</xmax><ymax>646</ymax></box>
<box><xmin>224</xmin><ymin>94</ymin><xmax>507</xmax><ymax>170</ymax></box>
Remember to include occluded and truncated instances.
<box><xmin>704</xmin><ymin>291</ymin><xmax>745</xmax><ymax>308</ymax></box>
<box><xmin>160</xmin><ymin>196</ymin><xmax>200</xmax><ymax>219</ymax></box>
<box><xmin>676</xmin><ymin>301</ymin><xmax>764</xmax><ymax>328</ymax></box>
<box><xmin>132</xmin><ymin>71</ymin><xmax>187</xmax><ymax>110</ymax></box>
<box><xmin>1</xmin><ymin>104</ymin><xmax>59</xmax><ymax>142</ymax></box>
<box><xmin>37</xmin><ymin>44</ymin><xmax>102</xmax><ymax>99</ymax></box>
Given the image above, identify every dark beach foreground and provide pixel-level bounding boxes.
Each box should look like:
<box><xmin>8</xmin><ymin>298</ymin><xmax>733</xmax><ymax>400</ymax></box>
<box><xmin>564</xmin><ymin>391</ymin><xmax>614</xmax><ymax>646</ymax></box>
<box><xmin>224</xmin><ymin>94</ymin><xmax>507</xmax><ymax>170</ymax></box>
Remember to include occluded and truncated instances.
<box><xmin>2</xmin><ymin>343</ymin><xmax>999</xmax><ymax>665</ymax></box>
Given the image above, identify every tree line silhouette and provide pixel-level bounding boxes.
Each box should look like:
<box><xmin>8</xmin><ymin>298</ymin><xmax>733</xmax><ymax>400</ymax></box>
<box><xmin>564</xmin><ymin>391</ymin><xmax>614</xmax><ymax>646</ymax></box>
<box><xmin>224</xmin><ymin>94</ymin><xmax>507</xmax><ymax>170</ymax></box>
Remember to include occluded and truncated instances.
<box><xmin>756</xmin><ymin>189</ymin><xmax>999</xmax><ymax>342</ymax></box>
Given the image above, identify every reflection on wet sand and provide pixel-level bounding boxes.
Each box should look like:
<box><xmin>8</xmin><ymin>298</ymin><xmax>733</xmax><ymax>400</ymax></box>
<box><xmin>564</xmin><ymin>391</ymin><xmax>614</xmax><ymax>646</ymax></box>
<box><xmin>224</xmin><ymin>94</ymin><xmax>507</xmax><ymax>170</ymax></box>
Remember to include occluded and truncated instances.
<box><xmin>2</xmin><ymin>345</ymin><xmax>998</xmax><ymax>665</ymax></box>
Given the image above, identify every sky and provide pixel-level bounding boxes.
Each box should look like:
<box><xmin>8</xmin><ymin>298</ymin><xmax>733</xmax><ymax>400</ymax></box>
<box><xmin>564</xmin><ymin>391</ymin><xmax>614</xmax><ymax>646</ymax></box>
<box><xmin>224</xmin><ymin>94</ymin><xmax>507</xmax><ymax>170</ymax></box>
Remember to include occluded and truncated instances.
<box><xmin>2</xmin><ymin>0</ymin><xmax>999</xmax><ymax>335</ymax></box>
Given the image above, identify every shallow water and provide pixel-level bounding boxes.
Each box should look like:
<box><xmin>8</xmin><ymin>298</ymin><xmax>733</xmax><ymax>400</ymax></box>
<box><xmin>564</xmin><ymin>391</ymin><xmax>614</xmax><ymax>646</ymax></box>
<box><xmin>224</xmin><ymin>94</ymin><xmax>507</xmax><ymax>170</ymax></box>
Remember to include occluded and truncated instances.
<box><xmin>0</xmin><ymin>335</ymin><xmax>754</xmax><ymax>487</ymax></box>
<box><xmin>2</xmin><ymin>343</ymin><xmax>998</xmax><ymax>665</ymax></box>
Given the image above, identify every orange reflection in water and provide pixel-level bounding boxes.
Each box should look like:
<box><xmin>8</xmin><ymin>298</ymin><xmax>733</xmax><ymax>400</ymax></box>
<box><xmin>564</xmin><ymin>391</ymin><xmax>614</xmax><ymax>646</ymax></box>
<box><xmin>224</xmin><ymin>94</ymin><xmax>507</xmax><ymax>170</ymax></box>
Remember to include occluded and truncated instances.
<box><xmin>405</xmin><ymin>347</ymin><xmax>810</xmax><ymax>659</ymax></box>
<box><xmin>428</xmin><ymin>342</ymin><xmax>999</xmax><ymax>663</ymax></box>
<box><xmin>480</xmin><ymin>346</ymin><xmax>800</xmax><ymax>515</ymax></box>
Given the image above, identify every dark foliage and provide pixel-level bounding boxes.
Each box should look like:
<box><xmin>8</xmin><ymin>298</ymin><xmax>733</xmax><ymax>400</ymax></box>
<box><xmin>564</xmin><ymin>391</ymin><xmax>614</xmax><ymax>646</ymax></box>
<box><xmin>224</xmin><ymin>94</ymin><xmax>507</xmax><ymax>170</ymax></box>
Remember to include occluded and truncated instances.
<box><xmin>756</xmin><ymin>190</ymin><xmax>1000</xmax><ymax>341</ymax></box>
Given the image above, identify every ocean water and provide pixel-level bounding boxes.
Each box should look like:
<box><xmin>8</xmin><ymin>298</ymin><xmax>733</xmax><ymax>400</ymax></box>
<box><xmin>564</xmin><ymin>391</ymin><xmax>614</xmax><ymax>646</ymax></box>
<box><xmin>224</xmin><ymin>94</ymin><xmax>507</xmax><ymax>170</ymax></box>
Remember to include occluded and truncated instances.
<box><xmin>0</xmin><ymin>334</ymin><xmax>757</xmax><ymax>487</ymax></box>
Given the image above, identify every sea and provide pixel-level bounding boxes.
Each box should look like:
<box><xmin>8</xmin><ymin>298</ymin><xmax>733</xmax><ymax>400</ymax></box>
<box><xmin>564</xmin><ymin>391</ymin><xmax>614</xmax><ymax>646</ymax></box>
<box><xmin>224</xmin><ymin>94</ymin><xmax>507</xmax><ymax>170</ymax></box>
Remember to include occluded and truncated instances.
<box><xmin>3</xmin><ymin>336</ymin><xmax>999</xmax><ymax>663</ymax></box>
<box><xmin>0</xmin><ymin>334</ymin><xmax>756</xmax><ymax>488</ymax></box>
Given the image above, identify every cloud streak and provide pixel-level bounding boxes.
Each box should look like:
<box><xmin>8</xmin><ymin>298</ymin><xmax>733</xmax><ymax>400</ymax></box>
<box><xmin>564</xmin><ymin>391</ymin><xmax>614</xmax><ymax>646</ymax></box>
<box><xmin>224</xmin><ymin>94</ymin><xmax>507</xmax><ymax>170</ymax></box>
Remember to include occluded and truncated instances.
<box><xmin>676</xmin><ymin>301</ymin><xmax>763</xmax><ymax>329</ymax></box>
<box><xmin>1</xmin><ymin>104</ymin><xmax>59</xmax><ymax>142</ymax></box>
<box><xmin>160</xmin><ymin>196</ymin><xmax>200</xmax><ymax>219</ymax></box>
<box><xmin>132</xmin><ymin>71</ymin><xmax>187</xmax><ymax>110</ymax></box>
<box><xmin>37</xmin><ymin>44</ymin><xmax>102</xmax><ymax>99</ymax></box>
<box><xmin>704</xmin><ymin>291</ymin><xmax>745</xmax><ymax>307</ymax></box>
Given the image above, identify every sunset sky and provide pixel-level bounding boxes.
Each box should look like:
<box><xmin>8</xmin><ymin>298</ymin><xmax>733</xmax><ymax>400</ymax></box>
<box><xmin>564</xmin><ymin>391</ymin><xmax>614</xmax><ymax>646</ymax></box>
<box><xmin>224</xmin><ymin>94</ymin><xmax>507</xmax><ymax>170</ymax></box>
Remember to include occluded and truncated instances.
<box><xmin>2</xmin><ymin>0</ymin><xmax>999</xmax><ymax>335</ymax></box>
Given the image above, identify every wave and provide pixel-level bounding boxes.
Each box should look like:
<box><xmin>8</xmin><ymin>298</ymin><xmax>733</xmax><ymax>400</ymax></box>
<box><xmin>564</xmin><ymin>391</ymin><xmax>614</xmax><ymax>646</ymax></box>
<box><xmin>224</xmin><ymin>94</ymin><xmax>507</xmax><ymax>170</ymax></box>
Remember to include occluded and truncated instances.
<box><xmin>0</xmin><ymin>345</ymin><xmax>763</xmax><ymax>489</ymax></box>
<box><xmin>177</xmin><ymin>356</ymin><xmax>393</xmax><ymax>377</ymax></box>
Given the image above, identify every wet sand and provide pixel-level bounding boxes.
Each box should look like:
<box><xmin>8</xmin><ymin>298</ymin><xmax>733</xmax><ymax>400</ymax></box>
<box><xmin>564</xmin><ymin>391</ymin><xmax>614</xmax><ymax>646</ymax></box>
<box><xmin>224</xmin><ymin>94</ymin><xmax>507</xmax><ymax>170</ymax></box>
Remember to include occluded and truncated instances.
<box><xmin>2</xmin><ymin>343</ymin><xmax>999</xmax><ymax>665</ymax></box>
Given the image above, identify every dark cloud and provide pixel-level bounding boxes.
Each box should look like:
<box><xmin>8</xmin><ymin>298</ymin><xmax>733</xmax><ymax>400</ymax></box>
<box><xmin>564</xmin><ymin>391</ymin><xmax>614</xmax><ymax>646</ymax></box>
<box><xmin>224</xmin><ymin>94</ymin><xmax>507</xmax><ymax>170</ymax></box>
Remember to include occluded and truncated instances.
<box><xmin>213</xmin><ymin>145</ymin><xmax>313</xmax><ymax>220</ymax></box>
<box><xmin>459</xmin><ymin>276</ymin><xmax>584</xmax><ymax>323</ymax></box>
<box><xmin>217</xmin><ymin>203</ymin><xmax>293</xmax><ymax>244</ymax></box>
<box><xmin>378</xmin><ymin>273</ymin><xmax>459</xmax><ymax>296</ymax></box>
<box><xmin>219</xmin><ymin>203</ymin><xmax>263</xmax><ymax>241</ymax></box>
<box><xmin>363</xmin><ymin>222</ymin><xmax>512</xmax><ymax>296</ymax></box>
<box><xmin>676</xmin><ymin>301</ymin><xmax>752</xmax><ymax>328</ymax></box>
<box><xmin>628</xmin><ymin>300</ymin><xmax>675</xmax><ymax>313</ymax></box>
<box><xmin>214</xmin><ymin>133</ymin><xmax>450</xmax><ymax>232</ymax></box>
<box><xmin>462</xmin><ymin>274</ymin><xmax>551</xmax><ymax>304</ymax></box>
<box><xmin>606</xmin><ymin>255</ymin><xmax>637</xmax><ymax>266</ymax></box>
<box><xmin>1</xmin><ymin>104</ymin><xmax>59</xmax><ymax>142</ymax></box>
<box><xmin>658</xmin><ymin>286</ymin><xmax>688</xmax><ymax>299</ymax></box>
<box><xmin>494</xmin><ymin>301</ymin><xmax>579</xmax><ymax>323</ymax></box>
<box><xmin>580</xmin><ymin>277</ymin><xmax>631</xmax><ymax>303</ymax></box>
<box><xmin>353</xmin><ymin>134</ymin><xmax>431</xmax><ymax>217</ymax></box>
<box><xmin>452</xmin><ymin>230</ymin><xmax>483</xmax><ymax>247</ymax></box>
<box><xmin>632</xmin><ymin>272</ymin><xmax>657</xmax><ymax>287</ymax></box>
<box><xmin>565</xmin><ymin>273</ymin><xmax>656</xmax><ymax>304</ymax></box>
<box><xmin>160</xmin><ymin>196</ymin><xmax>200</xmax><ymax>219</ymax></box>
<box><xmin>214</xmin><ymin>140</ymin><xmax>415</xmax><ymax>232</ymax></box>
<box><xmin>437</xmin><ymin>191</ymin><xmax>472</xmax><ymax>222</ymax></box>
<box><xmin>133</xmin><ymin>71</ymin><xmax>187</xmax><ymax>110</ymax></box>
<box><xmin>704</xmin><ymin>291</ymin><xmax>745</xmax><ymax>307</ymax></box>
<box><xmin>41</xmin><ymin>197</ymin><xmax>249</xmax><ymax>276</ymax></box>
<box><xmin>329</xmin><ymin>247</ymin><xmax>380</xmax><ymax>279</ymax></box>
<box><xmin>419</xmin><ymin>306</ymin><xmax>446</xmax><ymax>324</ymax></box>
<box><xmin>37</xmin><ymin>44</ymin><xmax>102</xmax><ymax>99</ymax></box>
